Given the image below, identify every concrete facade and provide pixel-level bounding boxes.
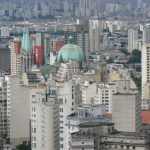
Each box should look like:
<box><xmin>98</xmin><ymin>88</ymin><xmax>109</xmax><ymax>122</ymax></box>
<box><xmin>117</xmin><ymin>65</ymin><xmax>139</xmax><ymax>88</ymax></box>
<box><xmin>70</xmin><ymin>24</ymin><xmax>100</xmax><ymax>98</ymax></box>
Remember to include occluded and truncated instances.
<box><xmin>10</xmin><ymin>76</ymin><xmax>30</xmax><ymax>145</ymax></box>
<box><xmin>112</xmin><ymin>93</ymin><xmax>141</xmax><ymax>132</ymax></box>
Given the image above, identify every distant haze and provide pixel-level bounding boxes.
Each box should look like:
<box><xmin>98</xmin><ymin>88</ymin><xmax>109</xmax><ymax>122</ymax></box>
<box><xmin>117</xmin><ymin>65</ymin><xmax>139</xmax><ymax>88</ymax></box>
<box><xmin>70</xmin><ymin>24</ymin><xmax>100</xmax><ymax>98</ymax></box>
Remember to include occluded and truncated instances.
<box><xmin>0</xmin><ymin>0</ymin><xmax>150</xmax><ymax>4</ymax></box>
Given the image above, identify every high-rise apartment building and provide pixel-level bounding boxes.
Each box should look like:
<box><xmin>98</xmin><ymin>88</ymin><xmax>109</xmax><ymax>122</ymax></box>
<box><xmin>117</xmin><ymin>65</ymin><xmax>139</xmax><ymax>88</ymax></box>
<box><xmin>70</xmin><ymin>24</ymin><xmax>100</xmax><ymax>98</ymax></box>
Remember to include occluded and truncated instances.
<box><xmin>95</xmin><ymin>82</ymin><xmax>118</xmax><ymax>113</ymax></box>
<box><xmin>54</xmin><ymin>62</ymin><xmax>82</xmax><ymax>150</ymax></box>
<box><xmin>31</xmin><ymin>85</ymin><xmax>59</xmax><ymax>150</ymax></box>
<box><xmin>143</xmin><ymin>25</ymin><xmax>150</xmax><ymax>44</ymax></box>
<box><xmin>142</xmin><ymin>43</ymin><xmax>150</xmax><ymax>99</ymax></box>
<box><xmin>77</xmin><ymin>32</ymin><xmax>90</xmax><ymax>61</ymax></box>
<box><xmin>89</xmin><ymin>19</ymin><xmax>101</xmax><ymax>53</ymax></box>
<box><xmin>11</xmin><ymin>26</ymin><xmax>32</xmax><ymax>76</ymax></box>
<box><xmin>10</xmin><ymin>38</ymin><xmax>21</xmax><ymax>75</ymax></box>
<box><xmin>128</xmin><ymin>28</ymin><xmax>138</xmax><ymax>53</ymax></box>
<box><xmin>0</xmin><ymin>76</ymin><xmax>9</xmax><ymax>140</ymax></box>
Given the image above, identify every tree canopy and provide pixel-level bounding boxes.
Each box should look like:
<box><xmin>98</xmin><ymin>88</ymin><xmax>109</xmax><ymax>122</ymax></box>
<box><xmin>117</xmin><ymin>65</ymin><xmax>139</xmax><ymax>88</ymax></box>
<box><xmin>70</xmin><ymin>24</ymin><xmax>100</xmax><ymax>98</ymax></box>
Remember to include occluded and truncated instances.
<box><xmin>127</xmin><ymin>49</ymin><xmax>141</xmax><ymax>64</ymax></box>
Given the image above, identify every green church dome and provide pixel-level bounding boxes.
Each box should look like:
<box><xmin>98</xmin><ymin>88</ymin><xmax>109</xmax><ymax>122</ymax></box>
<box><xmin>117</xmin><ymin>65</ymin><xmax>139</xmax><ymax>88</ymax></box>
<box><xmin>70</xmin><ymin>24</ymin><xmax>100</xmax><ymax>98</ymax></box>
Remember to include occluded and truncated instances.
<box><xmin>57</xmin><ymin>37</ymin><xmax>85</xmax><ymax>63</ymax></box>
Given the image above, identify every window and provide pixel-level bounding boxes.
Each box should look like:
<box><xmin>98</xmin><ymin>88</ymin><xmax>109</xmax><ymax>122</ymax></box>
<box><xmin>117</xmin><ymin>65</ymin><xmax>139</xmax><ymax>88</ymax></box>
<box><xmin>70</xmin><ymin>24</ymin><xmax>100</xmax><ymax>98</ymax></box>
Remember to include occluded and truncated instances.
<box><xmin>60</xmin><ymin>144</ymin><xmax>63</xmax><ymax>148</ymax></box>
<box><xmin>34</xmin><ymin>128</ymin><xmax>36</xmax><ymax>133</ymax></box>
<box><xmin>59</xmin><ymin>108</ymin><xmax>63</xmax><ymax>112</ymax></box>
<box><xmin>59</xmin><ymin>98</ymin><xmax>63</xmax><ymax>104</ymax></box>
<box><xmin>133</xmin><ymin>146</ymin><xmax>135</xmax><ymax>149</ymax></box>
<box><xmin>32</xmin><ymin>95</ymin><xmax>35</xmax><ymax>98</ymax></box>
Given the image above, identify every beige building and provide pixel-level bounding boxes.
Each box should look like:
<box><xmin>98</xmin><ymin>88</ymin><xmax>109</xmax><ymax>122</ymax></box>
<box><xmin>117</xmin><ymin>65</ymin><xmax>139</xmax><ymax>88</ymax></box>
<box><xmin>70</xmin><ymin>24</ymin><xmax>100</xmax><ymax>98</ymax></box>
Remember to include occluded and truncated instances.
<box><xmin>142</xmin><ymin>43</ymin><xmax>150</xmax><ymax>99</ymax></box>
<box><xmin>128</xmin><ymin>28</ymin><xmax>138</xmax><ymax>53</ymax></box>
<box><xmin>112</xmin><ymin>93</ymin><xmax>141</xmax><ymax>132</ymax></box>
<box><xmin>30</xmin><ymin>84</ymin><xmax>59</xmax><ymax>150</ymax></box>
<box><xmin>81</xmin><ymin>81</ymin><xmax>97</xmax><ymax>104</ymax></box>
<box><xmin>10</xmin><ymin>38</ymin><xmax>21</xmax><ymax>76</ymax></box>
<box><xmin>94</xmin><ymin>82</ymin><xmax>118</xmax><ymax>113</ymax></box>
<box><xmin>10</xmin><ymin>76</ymin><xmax>30</xmax><ymax>145</ymax></box>
<box><xmin>101</xmin><ymin>132</ymin><xmax>150</xmax><ymax>150</ymax></box>
<box><xmin>89</xmin><ymin>19</ymin><xmax>101</xmax><ymax>52</ymax></box>
<box><xmin>109</xmin><ymin>70</ymin><xmax>120</xmax><ymax>81</ymax></box>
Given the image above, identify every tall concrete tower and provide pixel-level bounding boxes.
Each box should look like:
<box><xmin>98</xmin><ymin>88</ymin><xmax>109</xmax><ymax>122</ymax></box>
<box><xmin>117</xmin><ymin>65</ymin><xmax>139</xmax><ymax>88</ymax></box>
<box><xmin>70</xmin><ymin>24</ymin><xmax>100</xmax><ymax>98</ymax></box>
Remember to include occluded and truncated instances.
<box><xmin>21</xmin><ymin>26</ymin><xmax>32</xmax><ymax>74</ymax></box>
<box><xmin>143</xmin><ymin>25</ymin><xmax>150</xmax><ymax>44</ymax></box>
<box><xmin>128</xmin><ymin>28</ymin><xmax>138</xmax><ymax>53</ymax></box>
<box><xmin>142</xmin><ymin>43</ymin><xmax>150</xmax><ymax>99</ymax></box>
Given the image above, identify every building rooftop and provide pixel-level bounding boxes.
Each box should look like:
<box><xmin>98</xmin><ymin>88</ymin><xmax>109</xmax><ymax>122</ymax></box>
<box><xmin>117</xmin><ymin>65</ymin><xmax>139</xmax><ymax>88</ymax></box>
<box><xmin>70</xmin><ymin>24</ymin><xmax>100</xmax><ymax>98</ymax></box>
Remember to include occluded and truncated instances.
<box><xmin>79</xmin><ymin>121</ymin><xmax>114</xmax><ymax>128</ymax></box>
<box><xmin>111</xmin><ymin>131</ymin><xmax>148</xmax><ymax>137</ymax></box>
<box><xmin>141</xmin><ymin>111</ymin><xmax>150</xmax><ymax>123</ymax></box>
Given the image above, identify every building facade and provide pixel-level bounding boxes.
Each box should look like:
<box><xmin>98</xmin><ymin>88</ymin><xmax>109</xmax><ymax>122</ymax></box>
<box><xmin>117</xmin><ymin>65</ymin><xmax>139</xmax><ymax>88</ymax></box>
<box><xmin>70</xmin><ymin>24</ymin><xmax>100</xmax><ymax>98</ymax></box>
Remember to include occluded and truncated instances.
<box><xmin>10</xmin><ymin>38</ymin><xmax>21</xmax><ymax>75</ymax></box>
<box><xmin>128</xmin><ymin>28</ymin><xmax>138</xmax><ymax>53</ymax></box>
<box><xmin>142</xmin><ymin>43</ymin><xmax>150</xmax><ymax>99</ymax></box>
<box><xmin>112</xmin><ymin>93</ymin><xmax>141</xmax><ymax>132</ymax></box>
<box><xmin>31</xmin><ymin>85</ymin><xmax>59</xmax><ymax>150</ymax></box>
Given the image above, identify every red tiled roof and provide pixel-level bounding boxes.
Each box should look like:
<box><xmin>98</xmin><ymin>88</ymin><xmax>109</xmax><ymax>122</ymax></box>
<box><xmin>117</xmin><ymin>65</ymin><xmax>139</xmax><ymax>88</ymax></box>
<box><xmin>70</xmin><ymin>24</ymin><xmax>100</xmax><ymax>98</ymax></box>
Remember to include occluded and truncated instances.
<box><xmin>141</xmin><ymin>111</ymin><xmax>150</xmax><ymax>123</ymax></box>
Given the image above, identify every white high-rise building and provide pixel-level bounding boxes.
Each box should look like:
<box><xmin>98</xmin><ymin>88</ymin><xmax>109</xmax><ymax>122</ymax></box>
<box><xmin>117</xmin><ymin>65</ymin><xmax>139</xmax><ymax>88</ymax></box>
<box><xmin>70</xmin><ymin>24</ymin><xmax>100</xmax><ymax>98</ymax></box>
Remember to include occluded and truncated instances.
<box><xmin>89</xmin><ymin>19</ymin><xmax>101</xmax><ymax>52</ymax></box>
<box><xmin>31</xmin><ymin>85</ymin><xmax>59</xmax><ymax>150</ymax></box>
<box><xmin>10</xmin><ymin>38</ymin><xmax>21</xmax><ymax>75</ymax></box>
<box><xmin>5</xmin><ymin>76</ymin><xmax>10</xmax><ymax>139</ymax></box>
<box><xmin>0</xmin><ymin>76</ymin><xmax>10</xmax><ymax>140</ymax></box>
<box><xmin>142</xmin><ymin>43</ymin><xmax>150</xmax><ymax>99</ymax></box>
<box><xmin>54</xmin><ymin>62</ymin><xmax>82</xmax><ymax>150</ymax></box>
<box><xmin>128</xmin><ymin>28</ymin><xmax>138</xmax><ymax>53</ymax></box>
<box><xmin>94</xmin><ymin>82</ymin><xmax>118</xmax><ymax>113</ymax></box>
<box><xmin>143</xmin><ymin>25</ymin><xmax>150</xmax><ymax>44</ymax></box>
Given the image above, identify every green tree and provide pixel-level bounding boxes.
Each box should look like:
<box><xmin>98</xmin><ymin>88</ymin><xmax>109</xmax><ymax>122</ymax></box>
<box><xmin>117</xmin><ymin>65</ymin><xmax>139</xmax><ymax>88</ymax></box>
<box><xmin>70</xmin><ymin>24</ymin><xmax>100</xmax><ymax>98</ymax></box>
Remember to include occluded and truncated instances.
<box><xmin>127</xmin><ymin>49</ymin><xmax>141</xmax><ymax>64</ymax></box>
<box><xmin>17</xmin><ymin>144</ymin><xmax>30</xmax><ymax>150</ymax></box>
<box><xmin>132</xmin><ymin>49</ymin><xmax>141</xmax><ymax>56</ymax></box>
<box><xmin>107</xmin><ymin>58</ymin><xmax>114</xmax><ymax>64</ymax></box>
<box><xmin>131</xmin><ymin>73</ymin><xmax>141</xmax><ymax>91</ymax></box>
